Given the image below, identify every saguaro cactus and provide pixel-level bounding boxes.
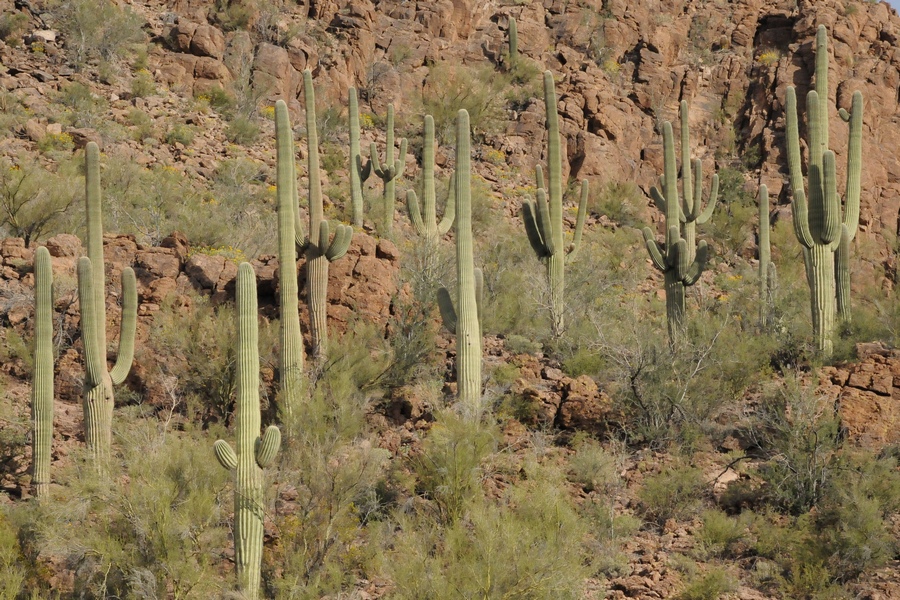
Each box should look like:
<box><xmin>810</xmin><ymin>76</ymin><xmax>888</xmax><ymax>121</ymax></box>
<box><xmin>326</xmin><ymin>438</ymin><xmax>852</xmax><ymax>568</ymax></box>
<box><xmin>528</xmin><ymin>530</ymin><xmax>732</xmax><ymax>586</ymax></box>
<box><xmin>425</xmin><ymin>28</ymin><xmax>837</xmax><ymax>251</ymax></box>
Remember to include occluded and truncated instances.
<box><xmin>521</xmin><ymin>71</ymin><xmax>588</xmax><ymax>337</ymax></box>
<box><xmin>77</xmin><ymin>142</ymin><xmax>137</xmax><ymax>464</ymax></box>
<box><xmin>214</xmin><ymin>263</ymin><xmax>281</xmax><ymax>600</ymax></box>
<box><xmin>274</xmin><ymin>100</ymin><xmax>304</xmax><ymax>423</ymax></box>
<box><xmin>407</xmin><ymin>114</ymin><xmax>456</xmax><ymax>244</ymax></box>
<box><xmin>642</xmin><ymin>121</ymin><xmax>710</xmax><ymax>341</ymax></box>
<box><xmin>370</xmin><ymin>104</ymin><xmax>407</xmax><ymax>235</ymax></box>
<box><xmin>508</xmin><ymin>16</ymin><xmax>518</xmax><ymax>70</ymax></box>
<box><xmin>302</xmin><ymin>70</ymin><xmax>353</xmax><ymax>359</ymax></box>
<box><xmin>32</xmin><ymin>246</ymin><xmax>53</xmax><ymax>498</ymax></box>
<box><xmin>758</xmin><ymin>185</ymin><xmax>777</xmax><ymax>329</ymax></box>
<box><xmin>437</xmin><ymin>110</ymin><xmax>483</xmax><ymax>420</ymax></box>
<box><xmin>349</xmin><ymin>87</ymin><xmax>372</xmax><ymax>228</ymax></box>
<box><xmin>785</xmin><ymin>25</ymin><xmax>863</xmax><ymax>353</ymax></box>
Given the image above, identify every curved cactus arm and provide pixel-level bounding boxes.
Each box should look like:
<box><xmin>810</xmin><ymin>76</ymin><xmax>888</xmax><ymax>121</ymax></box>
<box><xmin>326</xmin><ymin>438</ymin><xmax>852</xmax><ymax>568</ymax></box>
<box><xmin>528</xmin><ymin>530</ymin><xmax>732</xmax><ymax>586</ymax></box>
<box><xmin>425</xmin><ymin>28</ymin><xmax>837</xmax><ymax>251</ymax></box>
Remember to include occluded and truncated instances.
<box><xmin>437</xmin><ymin>287</ymin><xmax>457</xmax><ymax>334</ymax></box>
<box><xmin>522</xmin><ymin>200</ymin><xmax>548</xmax><ymax>257</ymax></box>
<box><xmin>407</xmin><ymin>190</ymin><xmax>426</xmax><ymax>235</ymax></box>
<box><xmin>821</xmin><ymin>150</ymin><xmax>842</xmax><ymax>248</ymax></box>
<box><xmin>317</xmin><ymin>220</ymin><xmax>330</xmax><ymax>254</ymax></box>
<box><xmin>325</xmin><ymin>224</ymin><xmax>353</xmax><ymax>262</ymax></box>
<box><xmin>534</xmin><ymin>188</ymin><xmax>555</xmax><ymax>256</ymax></box>
<box><xmin>842</xmin><ymin>90</ymin><xmax>863</xmax><ymax>242</ymax></box>
<box><xmin>642</xmin><ymin>228</ymin><xmax>667</xmax><ymax>272</ymax></box>
<box><xmin>566</xmin><ymin>179</ymin><xmax>588</xmax><ymax>259</ymax></box>
<box><xmin>358</xmin><ymin>153</ymin><xmax>372</xmax><ymax>181</ymax></box>
<box><xmin>255</xmin><ymin>426</ymin><xmax>281</xmax><ymax>468</ymax></box>
<box><xmin>109</xmin><ymin>267</ymin><xmax>137</xmax><ymax>386</ymax></box>
<box><xmin>76</xmin><ymin>257</ymin><xmax>105</xmax><ymax>389</ymax></box>
<box><xmin>695</xmin><ymin>173</ymin><xmax>719</xmax><ymax>225</ymax></box>
<box><xmin>534</xmin><ymin>164</ymin><xmax>545</xmax><ymax>191</ymax></box>
<box><xmin>650</xmin><ymin>185</ymin><xmax>667</xmax><ymax>214</ymax></box>
<box><xmin>785</xmin><ymin>87</ymin><xmax>814</xmax><ymax>249</ymax></box>
<box><xmin>474</xmin><ymin>267</ymin><xmax>483</xmax><ymax>329</ymax></box>
<box><xmin>396</xmin><ymin>138</ymin><xmax>408</xmax><ymax>177</ymax></box>
<box><xmin>682</xmin><ymin>241</ymin><xmax>709</xmax><ymax>286</ymax></box>
<box><xmin>369</xmin><ymin>142</ymin><xmax>383</xmax><ymax>177</ymax></box>
<box><xmin>214</xmin><ymin>439</ymin><xmax>237</xmax><ymax>470</ymax></box>
<box><xmin>437</xmin><ymin>174</ymin><xmax>456</xmax><ymax>236</ymax></box>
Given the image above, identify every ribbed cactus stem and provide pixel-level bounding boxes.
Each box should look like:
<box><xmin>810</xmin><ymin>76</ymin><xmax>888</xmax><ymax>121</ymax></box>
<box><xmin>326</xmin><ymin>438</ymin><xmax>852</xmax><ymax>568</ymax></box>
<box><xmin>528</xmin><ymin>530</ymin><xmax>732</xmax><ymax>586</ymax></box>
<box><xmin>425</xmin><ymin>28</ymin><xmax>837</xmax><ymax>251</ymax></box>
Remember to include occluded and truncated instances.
<box><xmin>214</xmin><ymin>263</ymin><xmax>280</xmax><ymax>600</ymax></box>
<box><xmin>371</xmin><ymin>104</ymin><xmax>406</xmax><ymax>235</ymax></box>
<box><xmin>349</xmin><ymin>87</ymin><xmax>371</xmax><ymax>228</ymax></box>
<box><xmin>274</xmin><ymin>100</ymin><xmax>304</xmax><ymax>424</ymax></box>
<box><xmin>303</xmin><ymin>70</ymin><xmax>352</xmax><ymax>359</ymax></box>
<box><xmin>758</xmin><ymin>185</ymin><xmax>775</xmax><ymax>329</ymax></box>
<box><xmin>508</xmin><ymin>16</ymin><xmax>518</xmax><ymax>70</ymax></box>
<box><xmin>32</xmin><ymin>246</ymin><xmax>53</xmax><ymax>498</ymax></box>
<box><xmin>454</xmin><ymin>109</ymin><xmax>482</xmax><ymax>420</ymax></box>
<box><xmin>85</xmin><ymin>142</ymin><xmax>106</xmax><ymax>352</ymax></box>
<box><xmin>407</xmin><ymin>114</ymin><xmax>455</xmax><ymax>244</ymax></box>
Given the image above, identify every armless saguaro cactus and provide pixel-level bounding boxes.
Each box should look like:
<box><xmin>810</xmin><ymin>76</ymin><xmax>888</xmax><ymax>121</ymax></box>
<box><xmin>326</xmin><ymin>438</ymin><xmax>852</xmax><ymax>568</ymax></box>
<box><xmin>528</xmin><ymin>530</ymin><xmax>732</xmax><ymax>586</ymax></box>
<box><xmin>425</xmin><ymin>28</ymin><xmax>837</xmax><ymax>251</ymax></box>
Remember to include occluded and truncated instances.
<box><xmin>302</xmin><ymin>70</ymin><xmax>353</xmax><ymax>359</ymax></box>
<box><xmin>274</xmin><ymin>100</ymin><xmax>304</xmax><ymax>424</ymax></box>
<box><xmin>758</xmin><ymin>185</ymin><xmax>777</xmax><ymax>330</ymax></box>
<box><xmin>642</xmin><ymin>122</ymin><xmax>710</xmax><ymax>342</ymax></box>
<box><xmin>521</xmin><ymin>71</ymin><xmax>588</xmax><ymax>338</ymax></box>
<box><xmin>349</xmin><ymin>87</ymin><xmax>372</xmax><ymax>228</ymax></box>
<box><xmin>32</xmin><ymin>246</ymin><xmax>53</xmax><ymax>498</ymax></box>
<box><xmin>407</xmin><ymin>114</ymin><xmax>455</xmax><ymax>245</ymax></box>
<box><xmin>214</xmin><ymin>263</ymin><xmax>281</xmax><ymax>600</ymax></box>
<box><xmin>77</xmin><ymin>142</ymin><xmax>137</xmax><ymax>465</ymax></box>
<box><xmin>785</xmin><ymin>25</ymin><xmax>863</xmax><ymax>353</ymax></box>
<box><xmin>508</xmin><ymin>16</ymin><xmax>518</xmax><ymax>70</ymax></box>
<box><xmin>437</xmin><ymin>110</ymin><xmax>483</xmax><ymax>421</ymax></box>
<box><xmin>370</xmin><ymin>104</ymin><xmax>407</xmax><ymax>235</ymax></box>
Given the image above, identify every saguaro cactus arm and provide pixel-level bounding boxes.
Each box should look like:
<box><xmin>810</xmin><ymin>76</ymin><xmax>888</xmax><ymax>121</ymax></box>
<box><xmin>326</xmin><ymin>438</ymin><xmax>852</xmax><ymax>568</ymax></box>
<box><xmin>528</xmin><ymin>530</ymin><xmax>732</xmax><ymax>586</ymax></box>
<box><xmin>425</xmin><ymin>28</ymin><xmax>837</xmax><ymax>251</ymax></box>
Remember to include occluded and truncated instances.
<box><xmin>565</xmin><ymin>179</ymin><xmax>589</xmax><ymax>259</ymax></box>
<box><xmin>32</xmin><ymin>246</ymin><xmax>54</xmax><ymax>498</ymax></box>
<box><xmin>108</xmin><ymin>268</ymin><xmax>136</xmax><ymax>386</ymax></box>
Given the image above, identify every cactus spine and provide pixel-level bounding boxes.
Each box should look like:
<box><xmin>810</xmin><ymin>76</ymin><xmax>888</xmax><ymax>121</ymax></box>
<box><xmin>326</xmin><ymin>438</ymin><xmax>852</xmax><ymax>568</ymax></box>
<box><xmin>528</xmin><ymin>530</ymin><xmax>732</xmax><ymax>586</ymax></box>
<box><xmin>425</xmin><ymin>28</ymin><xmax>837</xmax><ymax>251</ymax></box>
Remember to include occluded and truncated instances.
<box><xmin>274</xmin><ymin>100</ymin><xmax>304</xmax><ymax>423</ymax></box>
<box><xmin>370</xmin><ymin>104</ymin><xmax>407</xmax><ymax>235</ymax></box>
<box><xmin>437</xmin><ymin>110</ymin><xmax>483</xmax><ymax>420</ymax></box>
<box><xmin>77</xmin><ymin>142</ymin><xmax>137</xmax><ymax>465</ymax></box>
<box><xmin>302</xmin><ymin>70</ymin><xmax>353</xmax><ymax>359</ymax></box>
<box><xmin>521</xmin><ymin>71</ymin><xmax>588</xmax><ymax>337</ymax></box>
<box><xmin>31</xmin><ymin>246</ymin><xmax>53</xmax><ymax>498</ymax></box>
<box><xmin>785</xmin><ymin>25</ymin><xmax>863</xmax><ymax>353</ymax></box>
<box><xmin>214</xmin><ymin>263</ymin><xmax>281</xmax><ymax>600</ymax></box>
<box><xmin>407</xmin><ymin>114</ymin><xmax>455</xmax><ymax>244</ymax></box>
<box><xmin>758</xmin><ymin>185</ymin><xmax>777</xmax><ymax>329</ymax></box>
<box><xmin>642</xmin><ymin>121</ymin><xmax>710</xmax><ymax>341</ymax></box>
<box><xmin>349</xmin><ymin>87</ymin><xmax>372</xmax><ymax>228</ymax></box>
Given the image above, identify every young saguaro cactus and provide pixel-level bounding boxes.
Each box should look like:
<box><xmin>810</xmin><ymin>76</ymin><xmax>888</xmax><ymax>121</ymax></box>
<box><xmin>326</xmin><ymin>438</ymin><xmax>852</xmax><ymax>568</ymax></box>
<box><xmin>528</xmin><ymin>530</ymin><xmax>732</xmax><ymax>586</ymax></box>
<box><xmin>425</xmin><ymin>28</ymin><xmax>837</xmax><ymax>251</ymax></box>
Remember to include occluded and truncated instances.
<box><xmin>521</xmin><ymin>71</ymin><xmax>588</xmax><ymax>338</ymax></box>
<box><xmin>437</xmin><ymin>110</ymin><xmax>483</xmax><ymax>421</ymax></box>
<box><xmin>758</xmin><ymin>185</ymin><xmax>777</xmax><ymax>330</ymax></box>
<box><xmin>349</xmin><ymin>87</ymin><xmax>372</xmax><ymax>228</ymax></box>
<box><xmin>274</xmin><ymin>100</ymin><xmax>304</xmax><ymax>423</ymax></box>
<box><xmin>214</xmin><ymin>263</ymin><xmax>281</xmax><ymax>600</ymax></box>
<box><xmin>407</xmin><ymin>114</ymin><xmax>456</xmax><ymax>244</ymax></box>
<box><xmin>785</xmin><ymin>25</ymin><xmax>863</xmax><ymax>353</ymax></box>
<box><xmin>508</xmin><ymin>16</ymin><xmax>518</xmax><ymax>70</ymax></box>
<box><xmin>32</xmin><ymin>246</ymin><xmax>53</xmax><ymax>498</ymax></box>
<box><xmin>77</xmin><ymin>142</ymin><xmax>137</xmax><ymax>465</ymax></box>
<box><xmin>370</xmin><ymin>104</ymin><xmax>407</xmax><ymax>235</ymax></box>
<box><xmin>642</xmin><ymin>121</ymin><xmax>710</xmax><ymax>341</ymax></box>
<box><xmin>302</xmin><ymin>70</ymin><xmax>353</xmax><ymax>359</ymax></box>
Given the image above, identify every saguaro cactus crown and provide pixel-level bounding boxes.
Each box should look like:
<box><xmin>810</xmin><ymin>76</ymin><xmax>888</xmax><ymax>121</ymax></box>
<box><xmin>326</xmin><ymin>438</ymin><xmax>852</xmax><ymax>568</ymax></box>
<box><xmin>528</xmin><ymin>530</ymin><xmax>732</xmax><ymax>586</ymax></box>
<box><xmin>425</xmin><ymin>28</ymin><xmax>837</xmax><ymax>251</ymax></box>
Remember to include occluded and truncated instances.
<box><xmin>370</xmin><ymin>104</ymin><xmax>407</xmax><ymax>235</ymax></box>
<box><xmin>302</xmin><ymin>70</ymin><xmax>353</xmax><ymax>359</ymax></box>
<box><xmin>77</xmin><ymin>142</ymin><xmax>137</xmax><ymax>465</ymax></box>
<box><xmin>642</xmin><ymin>120</ymin><xmax>710</xmax><ymax>341</ymax></box>
<box><xmin>437</xmin><ymin>109</ymin><xmax>483</xmax><ymax>421</ymax></box>
<box><xmin>274</xmin><ymin>100</ymin><xmax>304</xmax><ymax>423</ymax></box>
<box><xmin>214</xmin><ymin>263</ymin><xmax>281</xmax><ymax>600</ymax></box>
<box><xmin>785</xmin><ymin>24</ymin><xmax>863</xmax><ymax>354</ymax></box>
<box><xmin>521</xmin><ymin>70</ymin><xmax>588</xmax><ymax>337</ymax></box>
<box><xmin>31</xmin><ymin>246</ymin><xmax>53</xmax><ymax>498</ymax></box>
<box><xmin>407</xmin><ymin>114</ymin><xmax>456</xmax><ymax>244</ymax></box>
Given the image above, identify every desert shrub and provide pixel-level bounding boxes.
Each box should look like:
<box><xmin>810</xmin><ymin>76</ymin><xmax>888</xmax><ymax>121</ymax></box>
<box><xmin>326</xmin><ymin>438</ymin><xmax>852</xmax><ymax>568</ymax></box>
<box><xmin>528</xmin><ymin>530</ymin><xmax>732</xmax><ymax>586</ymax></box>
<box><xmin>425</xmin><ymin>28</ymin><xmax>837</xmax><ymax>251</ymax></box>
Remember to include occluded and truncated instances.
<box><xmin>0</xmin><ymin>158</ymin><xmax>78</xmax><ymax>244</ymax></box>
<box><xmin>55</xmin><ymin>81</ymin><xmax>108</xmax><ymax>128</ymax></box>
<box><xmin>48</xmin><ymin>0</ymin><xmax>145</xmax><ymax>68</ymax></box>
<box><xmin>638</xmin><ymin>463</ymin><xmax>706</xmax><ymax>526</ymax></box>
<box><xmin>126</xmin><ymin>108</ymin><xmax>154</xmax><ymax>142</ymax></box>
<box><xmin>568</xmin><ymin>435</ymin><xmax>620</xmax><ymax>493</ymax></box>
<box><xmin>705</xmin><ymin>165</ymin><xmax>755</xmax><ymax>263</ymax></box>
<box><xmin>225</xmin><ymin>115</ymin><xmax>260</xmax><ymax>145</ymax></box>
<box><xmin>595</xmin><ymin>180</ymin><xmax>644</xmax><ymax>228</ymax></box>
<box><xmin>0</xmin><ymin>92</ymin><xmax>29</xmax><ymax>135</ymax></box>
<box><xmin>0</xmin><ymin>513</ymin><xmax>25</xmax><ymax>599</ymax></box>
<box><xmin>130</xmin><ymin>69</ymin><xmax>155</xmax><ymax>98</ymax></box>
<box><xmin>697</xmin><ymin>508</ymin><xmax>747</xmax><ymax>557</ymax></box>
<box><xmin>164</xmin><ymin>123</ymin><xmax>194</xmax><ymax>146</ymax></box>
<box><xmin>0</xmin><ymin>11</ymin><xmax>28</xmax><ymax>44</ymax></box>
<box><xmin>677</xmin><ymin>567</ymin><xmax>736</xmax><ymax>600</ymax></box>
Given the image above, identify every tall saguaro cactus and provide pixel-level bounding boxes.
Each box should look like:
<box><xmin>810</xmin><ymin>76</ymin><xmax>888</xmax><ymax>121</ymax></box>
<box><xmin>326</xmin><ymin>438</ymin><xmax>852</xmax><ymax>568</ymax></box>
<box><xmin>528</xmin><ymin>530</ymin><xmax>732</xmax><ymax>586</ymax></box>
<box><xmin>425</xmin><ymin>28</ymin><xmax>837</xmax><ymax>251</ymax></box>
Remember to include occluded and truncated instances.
<box><xmin>77</xmin><ymin>142</ymin><xmax>137</xmax><ymax>464</ymax></box>
<box><xmin>370</xmin><ymin>104</ymin><xmax>407</xmax><ymax>235</ymax></box>
<box><xmin>274</xmin><ymin>100</ymin><xmax>304</xmax><ymax>423</ymax></box>
<box><xmin>214</xmin><ymin>263</ymin><xmax>281</xmax><ymax>600</ymax></box>
<box><xmin>437</xmin><ymin>110</ymin><xmax>483</xmax><ymax>420</ymax></box>
<box><xmin>508</xmin><ymin>16</ymin><xmax>518</xmax><ymax>70</ymax></box>
<box><xmin>302</xmin><ymin>70</ymin><xmax>353</xmax><ymax>359</ymax></box>
<box><xmin>349</xmin><ymin>87</ymin><xmax>372</xmax><ymax>228</ymax></box>
<box><xmin>642</xmin><ymin>121</ymin><xmax>710</xmax><ymax>341</ymax></box>
<box><xmin>31</xmin><ymin>246</ymin><xmax>53</xmax><ymax>498</ymax></box>
<box><xmin>785</xmin><ymin>25</ymin><xmax>863</xmax><ymax>353</ymax></box>
<box><xmin>407</xmin><ymin>114</ymin><xmax>455</xmax><ymax>244</ymax></box>
<box><xmin>521</xmin><ymin>71</ymin><xmax>588</xmax><ymax>337</ymax></box>
<box><xmin>758</xmin><ymin>185</ymin><xmax>777</xmax><ymax>329</ymax></box>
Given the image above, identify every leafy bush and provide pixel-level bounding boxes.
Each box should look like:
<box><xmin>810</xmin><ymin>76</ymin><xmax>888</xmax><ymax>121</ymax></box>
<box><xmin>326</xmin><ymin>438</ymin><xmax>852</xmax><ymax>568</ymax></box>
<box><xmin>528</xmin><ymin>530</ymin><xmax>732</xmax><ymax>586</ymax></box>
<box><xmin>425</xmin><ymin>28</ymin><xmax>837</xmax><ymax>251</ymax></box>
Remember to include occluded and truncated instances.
<box><xmin>638</xmin><ymin>463</ymin><xmax>706</xmax><ymax>526</ymax></box>
<box><xmin>225</xmin><ymin>116</ymin><xmax>260</xmax><ymax>145</ymax></box>
<box><xmin>677</xmin><ymin>567</ymin><xmax>736</xmax><ymax>600</ymax></box>
<box><xmin>165</xmin><ymin>123</ymin><xmax>195</xmax><ymax>146</ymax></box>
<box><xmin>698</xmin><ymin>508</ymin><xmax>747</xmax><ymax>557</ymax></box>
<box><xmin>0</xmin><ymin>158</ymin><xmax>78</xmax><ymax>244</ymax></box>
<box><xmin>48</xmin><ymin>0</ymin><xmax>145</xmax><ymax>68</ymax></box>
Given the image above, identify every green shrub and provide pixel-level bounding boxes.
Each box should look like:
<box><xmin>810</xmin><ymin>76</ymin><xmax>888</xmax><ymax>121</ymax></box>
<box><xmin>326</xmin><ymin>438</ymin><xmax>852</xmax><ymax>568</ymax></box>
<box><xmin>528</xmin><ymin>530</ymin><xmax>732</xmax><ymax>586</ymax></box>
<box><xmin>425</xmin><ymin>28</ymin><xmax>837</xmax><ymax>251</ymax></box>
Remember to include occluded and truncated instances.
<box><xmin>0</xmin><ymin>513</ymin><xmax>26</xmax><ymax>599</ymax></box>
<box><xmin>638</xmin><ymin>463</ymin><xmax>706</xmax><ymax>526</ymax></box>
<box><xmin>677</xmin><ymin>567</ymin><xmax>736</xmax><ymax>600</ymax></box>
<box><xmin>225</xmin><ymin>115</ymin><xmax>260</xmax><ymax>144</ymax></box>
<box><xmin>419</xmin><ymin>61</ymin><xmax>508</xmax><ymax>144</ymax></box>
<box><xmin>568</xmin><ymin>436</ymin><xmax>620</xmax><ymax>493</ymax></box>
<box><xmin>130</xmin><ymin>69</ymin><xmax>155</xmax><ymax>98</ymax></box>
<box><xmin>164</xmin><ymin>123</ymin><xmax>194</xmax><ymax>146</ymax></box>
<box><xmin>0</xmin><ymin>12</ymin><xmax>28</xmax><ymax>44</ymax></box>
<box><xmin>48</xmin><ymin>0</ymin><xmax>145</xmax><ymax>68</ymax></box>
<box><xmin>56</xmin><ymin>81</ymin><xmax>108</xmax><ymax>128</ymax></box>
<box><xmin>0</xmin><ymin>158</ymin><xmax>78</xmax><ymax>244</ymax></box>
<box><xmin>126</xmin><ymin>108</ymin><xmax>154</xmax><ymax>141</ymax></box>
<box><xmin>698</xmin><ymin>508</ymin><xmax>746</xmax><ymax>557</ymax></box>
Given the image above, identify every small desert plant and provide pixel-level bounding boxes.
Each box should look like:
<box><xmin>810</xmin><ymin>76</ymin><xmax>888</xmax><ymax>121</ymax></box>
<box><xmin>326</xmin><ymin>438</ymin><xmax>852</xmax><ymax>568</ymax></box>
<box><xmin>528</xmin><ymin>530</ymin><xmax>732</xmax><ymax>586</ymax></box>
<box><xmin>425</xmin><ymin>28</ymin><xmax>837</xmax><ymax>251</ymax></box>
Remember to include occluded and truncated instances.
<box><xmin>638</xmin><ymin>463</ymin><xmax>706</xmax><ymax>526</ymax></box>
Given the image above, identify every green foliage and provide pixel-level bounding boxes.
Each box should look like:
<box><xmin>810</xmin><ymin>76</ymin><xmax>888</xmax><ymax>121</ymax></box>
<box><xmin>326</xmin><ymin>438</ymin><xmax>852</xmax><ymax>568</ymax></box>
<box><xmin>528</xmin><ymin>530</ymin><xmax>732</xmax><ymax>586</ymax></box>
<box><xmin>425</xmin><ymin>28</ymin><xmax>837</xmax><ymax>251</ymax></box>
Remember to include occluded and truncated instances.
<box><xmin>226</xmin><ymin>115</ymin><xmax>261</xmax><ymax>145</ymax></box>
<box><xmin>568</xmin><ymin>436</ymin><xmax>620</xmax><ymax>493</ymax></box>
<box><xmin>0</xmin><ymin>513</ymin><xmax>26</xmax><ymax>598</ymax></box>
<box><xmin>697</xmin><ymin>509</ymin><xmax>747</xmax><ymax>557</ymax></box>
<box><xmin>638</xmin><ymin>463</ymin><xmax>706</xmax><ymax>526</ymax></box>
<box><xmin>165</xmin><ymin>123</ymin><xmax>195</xmax><ymax>146</ymax></box>
<box><xmin>677</xmin><ymin>567</ymin><xmax>736</xmax><ymax>600</ymax></box>
<box><xmin>56</xmin><ymin>82</ymin><xmax>108</xmax><ymax>128</ymax></box>
<box><xmin>419</xmin><ymin>62</ymin><xmax>508</xmax><ymax>144</ymax></box>
<box><xmin>595</xmin><ymin>181</ymin><xmax>644</xmax><ymax>228</ymax></box>
<box><xmin>0</xmin><ymin>11</ymin><xmax>28</xmax><ymax>43</ymax></box>
<box><xmin>127</xmin><ymin>108</ymin><xmax>154</xmax><ymax>141</ymax></box>
<box><xmin>130</xmin><ymin>69</ymin><xmax>155</xmax><ymax>98</ymax></box>
<box><xmin>48</xmin><ymin>0</ymin><xmax>145</xmax><ymax>68</ymax></box>
<box><xmin>0</xmin><ymin>158</ymin><xmax>78</xmax><ymax>244</ymax></box>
